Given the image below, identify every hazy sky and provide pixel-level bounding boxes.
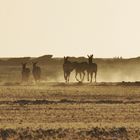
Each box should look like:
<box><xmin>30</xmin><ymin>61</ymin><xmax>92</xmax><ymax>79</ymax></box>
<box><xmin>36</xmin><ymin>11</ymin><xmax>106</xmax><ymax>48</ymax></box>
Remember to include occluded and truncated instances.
<box><xmin>0</xmin><ymin>0</ymin><xmax>140</xmax><ymax>58</ymax></box>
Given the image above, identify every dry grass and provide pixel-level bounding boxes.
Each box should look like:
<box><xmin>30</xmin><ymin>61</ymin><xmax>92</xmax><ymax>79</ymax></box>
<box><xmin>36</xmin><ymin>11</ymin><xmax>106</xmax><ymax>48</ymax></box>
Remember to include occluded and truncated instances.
<box><xmin>0</xmin><ymin>83</ymin><xmax>139</xmax><ymax>139</ymax></box>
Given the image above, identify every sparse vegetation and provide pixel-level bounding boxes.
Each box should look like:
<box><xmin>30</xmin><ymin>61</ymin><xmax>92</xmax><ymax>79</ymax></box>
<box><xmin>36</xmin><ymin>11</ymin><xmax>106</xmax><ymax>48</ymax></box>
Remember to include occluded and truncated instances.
<box><xmin>0</xmin><ymin>83</ymin><xmax>139</xmax><ymax>139</ymax></box>
<box><xmin>0</xmin><ymin>127</ymin><xmax>131</xmax><ymax>140</ymax></box>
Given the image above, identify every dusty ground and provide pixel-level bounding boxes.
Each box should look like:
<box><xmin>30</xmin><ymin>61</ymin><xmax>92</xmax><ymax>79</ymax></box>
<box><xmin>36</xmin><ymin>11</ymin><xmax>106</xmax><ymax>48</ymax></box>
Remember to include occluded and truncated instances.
<box><xmin>0</xmin><ymin>82</ymin><xmax>140</xmax><ymax>139</ymax></box>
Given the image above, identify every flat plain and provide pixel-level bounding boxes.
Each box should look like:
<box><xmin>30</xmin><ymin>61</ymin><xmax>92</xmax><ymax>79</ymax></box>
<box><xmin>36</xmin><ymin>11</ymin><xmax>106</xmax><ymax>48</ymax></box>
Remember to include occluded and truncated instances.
<box><xmin>0</xmin><ymin>82</ymin><xmax>139</xmax><ymax>139</ymax></box>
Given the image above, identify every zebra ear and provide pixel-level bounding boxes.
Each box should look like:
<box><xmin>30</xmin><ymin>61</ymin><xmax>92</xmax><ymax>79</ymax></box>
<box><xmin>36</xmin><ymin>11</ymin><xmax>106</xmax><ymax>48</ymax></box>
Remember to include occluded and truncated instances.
<box><xmin>87</xmin><ymin>55</ymin><xmax>90</xmax><ymax>58</ymax></box>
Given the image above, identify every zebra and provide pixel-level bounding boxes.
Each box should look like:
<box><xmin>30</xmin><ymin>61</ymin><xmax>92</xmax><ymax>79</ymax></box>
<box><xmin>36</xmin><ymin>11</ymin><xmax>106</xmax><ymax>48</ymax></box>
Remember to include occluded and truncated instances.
<box><xmin>73</xmin><ymin>61</ymin><xmax>88</xmax><ymax>82</ymax></box>
<box><xmin>87</xmin><ymin>54</ymin><xmax>98</xmax><ymax>83</ymax></box>
<box><xmin>32</xmin><ymin>62</ymin><xmax>41</xmax><ymax>82</ymax></box>
<box><xmin>21</xmin><ymin>63</ymin><xmax>30</xmax><ymax>82</ymax></box>
<box><xmin>63</xmin><ymin>56</ymin><xmax>75</xmax><ymax>83</ymax></box>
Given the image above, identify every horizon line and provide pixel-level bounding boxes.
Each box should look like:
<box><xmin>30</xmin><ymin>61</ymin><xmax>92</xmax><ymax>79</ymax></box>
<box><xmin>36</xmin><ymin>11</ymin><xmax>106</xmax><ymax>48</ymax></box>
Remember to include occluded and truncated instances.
<box><xmin>0</xmin><ymin>54</ymin><xmax>140</xmax><ymax>59</ymax></box>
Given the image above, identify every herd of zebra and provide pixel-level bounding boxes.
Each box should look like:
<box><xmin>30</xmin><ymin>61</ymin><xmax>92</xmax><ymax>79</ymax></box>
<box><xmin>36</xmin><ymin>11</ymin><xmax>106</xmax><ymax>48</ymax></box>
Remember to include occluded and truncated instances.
<box><xmin>21</xmin><ymin>54</ymin><xmax>97</xmax><ymax>83</ymax></box>
<box><xmin>63</xmin><ymin>54</ymin><xmax>97</xmax><ymax>83</ymax></box>
<box><xmin>22</xmin><ymin>62</ymin><xmax>41</xmax><ymax>82</ymax></box>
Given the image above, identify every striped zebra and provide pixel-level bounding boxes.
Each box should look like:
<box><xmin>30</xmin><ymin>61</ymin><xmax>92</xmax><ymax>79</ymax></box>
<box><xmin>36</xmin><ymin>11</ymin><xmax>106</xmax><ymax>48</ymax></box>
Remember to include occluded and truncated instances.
<box><xmin>87</xmin><ymin>55</ymin><xmax>97</xmax><ymax>83</ymax></box>
<box><xmin>32</xmin><ymin>62</ymin><xmax>41</xmax><ymax>82</ymax></box>
<box><xmin>73</xmin><ymin>62</ymin><xmax>88</xmax><ymax>82</ymax></box>
<box><xmin>63</xmin><ymin>56</ymin><xmax>75</xmax><ymax>83</ymax></box>
<box><xmin>21</xmin><ymin>63</ymin><xmax>30</xmax><ymax>82</ymax></box>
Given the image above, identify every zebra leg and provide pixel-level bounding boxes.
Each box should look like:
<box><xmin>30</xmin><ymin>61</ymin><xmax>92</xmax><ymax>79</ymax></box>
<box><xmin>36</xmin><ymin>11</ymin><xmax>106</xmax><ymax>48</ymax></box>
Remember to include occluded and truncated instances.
<box><xmin>67</xmin><ymin>72</ymin><xmax>70</xmax><ymax>83</ymax></box>
<box><xmin>68</xmin><ymin>73</ymin><xmax>70</xmax><ymax>83</ymax></box>
<box><xmin>80</xmin><ymin>73</ymin><xmax>82</xmax><ymax>81</ymax></box>
<box><xmin>75</xmin><ymin>71</ymin><xmax>79</xmax><ymax>82</ymax></box>
<box><xmin>90</xmin><ymin>73</ymin><xmax>93</xmax><ymax>83</ymax></box>
<box><xmin>64</xmin><ymin>72</ymin><xmax>67</xmax><ymax>83</ymax></box>
<box><xmin>82</xmin><ymin>72</ymin><xmax>85</xmax><ymax>82</ymax></box>
<box><xmin>95</xmin><ymin>72</ymin><xmax>97</xmax><ymax>83</ymax></box>
<box><xmin>87</xmin><ymin>72</ymin><xmax>89</xmax><ymax>81</ymax></box>
<box><xmin>66</xmin><ymin>72</ymin><xmax>69</xmax><ymax>83</ymax></box>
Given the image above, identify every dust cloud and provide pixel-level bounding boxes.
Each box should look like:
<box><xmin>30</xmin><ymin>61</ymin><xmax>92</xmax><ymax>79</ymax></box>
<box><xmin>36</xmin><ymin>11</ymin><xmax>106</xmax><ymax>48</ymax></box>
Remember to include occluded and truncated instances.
<box><xmin>0</xmin><ymin>56</ymin><xmax>140</xmax><ymax>83</ymax></box>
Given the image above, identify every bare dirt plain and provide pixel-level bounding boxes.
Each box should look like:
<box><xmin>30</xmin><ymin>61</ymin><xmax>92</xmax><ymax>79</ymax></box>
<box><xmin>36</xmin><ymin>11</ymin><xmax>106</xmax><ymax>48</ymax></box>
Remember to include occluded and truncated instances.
<box><xmin>0</xmin><ymin>82</ymin><xmax>140</xmax><ymax>140</ymax></box>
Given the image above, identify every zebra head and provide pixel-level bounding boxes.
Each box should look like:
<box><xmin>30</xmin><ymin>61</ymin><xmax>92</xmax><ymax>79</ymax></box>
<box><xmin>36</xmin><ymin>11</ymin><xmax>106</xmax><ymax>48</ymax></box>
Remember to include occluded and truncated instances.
<box><xmin>87</xmin><ymin>54</ymin><xmax>93</xmax><ymax>64</ymax></box>
<box><xmin>64</xmin><ymin>56</ymin><xmax>69</xmax><ymax>63</ymax></box>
